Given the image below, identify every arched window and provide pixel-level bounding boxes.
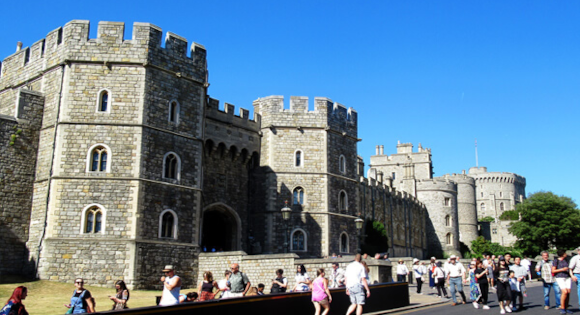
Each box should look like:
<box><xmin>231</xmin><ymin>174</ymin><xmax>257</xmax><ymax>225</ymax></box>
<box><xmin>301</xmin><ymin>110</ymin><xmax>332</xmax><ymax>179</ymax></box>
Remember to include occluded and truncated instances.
<box><xmin>500</xmin><ymin>202</ymin><xmax>505</xmax><ymax>211</ymax></box>
<box><xmin>96</xmin><ymin>89</ymin><xmax>111</xmax><ymax>113</ymax></box>
<box><xmin>291</xmin><ymin>228</ymin><xmax>307</xmax><ymax>251</ymax></box>
<box><xmin>339</xmin><ymin>155</ymin><xmax>346</xmax><ymax>174</ymax></box>
<box><xmin>80</xmin><ymin>204</ymin><xmax>106</xmax><ymax>234</ymax></box>
<box><xmin>159</xmin><ymin>210</ymin><xmax>178</xmax><ymax>239</ymax></box>
<box><xmin>338</xmin><ymin>190</ymin><xmax>347</xmax><ymax>212</ymax></box>
<box><xmin>163</xmin><ymin>152</ymin><xmax>181</xmax><ymax>180</ymax></box>
<box><xmin>499</xmin><ymin>192</ymin><xmax>503</xmax><ymax>198</ymax></box>
<box><xmin>446</xmin><ymin>233</ymin><xmax>452</xmax><ymax>245</ymax></box>
<box><xmin>168</xmin><ymin>100</ymin><xmax>180</xmax><ymax>124</ymax></box>
<box><xmin>295</xmin><ymin>150</ymin><xmax>303</xmax><ymax>167</ymax></box>
<box><xmin>293</xmin><ymin>187</ymin><xmax>305</xmax><ymax>205</ymax></box>
<box><xmin>86</xmin><ymin>144</ymin><xmax>112</xmax><ymax>173</ymax></box>
<box><xmin>445</xmin><ymin>215</ymin><xmax>451</xmax><ymax>227</ymax></box>
<box><xmin>480</xmin><ymin>203</ymin><xmax>486</xmax><ymax>215</ymax></box>
<box><xmin>340</xmin><ymin>232</ymin><xmax>349</xmax><ymax>253</ymax></box>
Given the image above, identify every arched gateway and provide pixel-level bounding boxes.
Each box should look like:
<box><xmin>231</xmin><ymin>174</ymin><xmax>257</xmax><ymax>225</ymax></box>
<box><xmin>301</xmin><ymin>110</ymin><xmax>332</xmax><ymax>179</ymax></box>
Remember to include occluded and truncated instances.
<box><xmin>200</xmin><ymin>203</ymin><xmax>242</xmax><ymax>251</ymax></box>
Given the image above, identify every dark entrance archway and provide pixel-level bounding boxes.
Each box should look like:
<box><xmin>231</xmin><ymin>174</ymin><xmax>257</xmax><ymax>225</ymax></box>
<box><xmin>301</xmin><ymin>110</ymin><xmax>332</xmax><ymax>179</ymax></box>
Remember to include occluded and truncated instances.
<box><xmin>201</xmin><ymin>204</ymin><xmax>241</xmax><ymax>251</ymax></box>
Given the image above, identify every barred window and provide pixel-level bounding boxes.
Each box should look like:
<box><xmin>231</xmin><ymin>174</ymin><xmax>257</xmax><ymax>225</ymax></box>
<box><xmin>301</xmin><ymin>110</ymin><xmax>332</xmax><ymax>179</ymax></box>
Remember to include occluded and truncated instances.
<box><xmin>291</xmin><ymin>228</ymin><xmax>307</xmax><ymax>251</ymax></box>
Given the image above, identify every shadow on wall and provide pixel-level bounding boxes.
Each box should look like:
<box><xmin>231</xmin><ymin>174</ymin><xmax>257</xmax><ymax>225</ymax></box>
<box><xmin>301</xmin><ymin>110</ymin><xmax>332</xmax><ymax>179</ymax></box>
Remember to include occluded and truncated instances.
<box><xmin>0</xmin><ymin>224</ymin><xmax>34</xmax><ymax>282</ymax></box>
<box><xmin>425</xmin><ymin>213</ymin><xmax>442</xmax><ymax>258</ymax></box>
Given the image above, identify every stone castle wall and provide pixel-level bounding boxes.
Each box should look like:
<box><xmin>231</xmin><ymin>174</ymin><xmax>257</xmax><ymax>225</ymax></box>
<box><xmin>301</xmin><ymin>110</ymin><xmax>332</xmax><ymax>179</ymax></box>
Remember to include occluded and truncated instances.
<box><xmin>449</xmin><ymin>174</ymin><xmax>478</xmax><ymax>248</ymax></box>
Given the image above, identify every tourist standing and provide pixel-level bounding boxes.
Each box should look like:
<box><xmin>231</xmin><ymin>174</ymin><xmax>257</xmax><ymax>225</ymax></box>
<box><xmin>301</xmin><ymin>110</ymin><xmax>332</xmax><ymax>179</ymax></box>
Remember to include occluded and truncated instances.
<box><xmin>433</xmin><ymin>261</ymin><xmax>448</xmax><ymax>298</ymax></box>
<box><xmin>271</xmin><ymin>269</ymin><xmax>288</xmax><ymax>293</ymax></box>
<box><xmin>312</xmin><ymin>268</ymin><xmax>332</xmax><ymax>315</ymax></box>
<box><xmin>197</xmin><ymin>271</ymin><xmax>218</xmax><ymax>301</ymax></box>
<box><xmin>329</xmin><ymin>263</ymin><xmax>345</xmax><ymax>288</ymax></box>
<box><xmin>445</xmin><ymin>255</ymin><xmax>467</xmax><ymax>306</ymax></box>
<box><xmin>487</xmin><ymin>256</ymin><xmax>496</xmax><ymax>291</ymax></box>
<box><xmin>229</xmin><ymin>263</ymin><xmax>251</xmax><ymax>297</ymax></box>
<box><xmin>429</xmin><ymin>257</ymin><xmax>437</xmax><ymax>290</ymax></box>
<box><xmin>536</xmin><ymin>250</ymin><xmax>561</xmax><ymax>310</ymax></box>
<box><xmin>568</xmin><ymin>247</ymin><xmax>580</xmax><ymax>308</ymax></box>
<box><xmin>1</xmin><ymin>286</ymin><xmax>28</xmax><ymax>315</ymax></box>
<box><xmin>468</xmin><ymin>261</ymin><xmax>481</xmax><ymax>308</ymax></box>
<box><xmin>496</xmin><ymin>257</ymin><xmax>513</xmax><ymax>314</ymax></box>
<box><xmin>474</xmin><ymin>259</ymin><xmax>491</xmax><ymax>309</ymax></box>
<box><xmin>109</xmin><ymin>280</ymin><xmax>130</xmax><ymax>310</ymax></box>
<box><xmin>293</xmin><ymin>264</ymin><xmax>311</xmax><ymax>292</ymax></box>
<box><xmin>509</xmin><ymin>257</ymin><xmax>527</xmax><ymax>309</ymax></box>
<box><xmin>217</xmin><ymin>270</ymin><xmax>232</xmax><ymax>298</ymax></box>
<box><xmin>412</xmin><ymin>259</ymin><xmax>426</xmax><ymax>294</ymax></box>
<box><xmin>553</xmin><ymin>249</ymin><xmax>572</xmax><ymax>314</ymax></box>
<box><xmin>65</xmin><ymin>278</ymin><xmax>95</xmax><ymax>314</ymax></box>
<box><xmin>159</xmin><ymin>265</ymin><xmax>182</xmax><ymax>306</ymax></box>
<box><xmin>345</xmin><ymin>254</ymin><xmax>371</xmax><ymax>315</ymax></box>
<box><xmin>396</xmin><ymin>259</ymin><xmax>410</xmax><ymax>282</ymax></box>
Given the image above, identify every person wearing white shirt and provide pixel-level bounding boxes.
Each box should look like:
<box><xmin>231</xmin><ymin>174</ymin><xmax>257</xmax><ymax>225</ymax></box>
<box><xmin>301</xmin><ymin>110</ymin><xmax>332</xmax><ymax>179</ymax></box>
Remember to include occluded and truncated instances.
<box><xmin>396</xmin><ymin>259</ymin><xmax>410</xmax><ymax>282</ymax></box>
<box><xmin>345</xmin><ymin>254</ymin><xmax>371</xmax><ymax>315</ymax></box>
<box><xmin>445</xmin><ymin>255</ymin><xmax>467</xmax><ymax>306</ymax></box>
<box><xmin>412</xmin><ymin>259</ymin><xmax>427</xmax><ymax>294</ymax></box>
<box><xmin>568</xmin><ymin>247</ymin><xmax>580</xmax><ymax>309</ymax></box>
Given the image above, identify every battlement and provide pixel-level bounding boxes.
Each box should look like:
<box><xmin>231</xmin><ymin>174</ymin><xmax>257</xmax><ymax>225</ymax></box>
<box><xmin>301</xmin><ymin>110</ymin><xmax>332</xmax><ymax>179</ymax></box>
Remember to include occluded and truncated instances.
<box><xmin>416</xmin><ymin>177</ymin><xmax>457</xmax><ymax>192</ymax></box>
<box><xmin>253</xmin><ymin>96</ymin><xmax>357</xmax><ymax>137</ymax></box>
<box><xmin>0</xmin><ymin>20</ymin><xmax>207</xmax><ymax>89</ymax></box>
<box><xmin>446</xmin><ymin>173</ymin><xmax>476</xmax><ymax>185</ymax></box>
<box><xmin>205</xmin><ymin>97</ymin><xmax>261</xmax><ymax>132</ymax></box>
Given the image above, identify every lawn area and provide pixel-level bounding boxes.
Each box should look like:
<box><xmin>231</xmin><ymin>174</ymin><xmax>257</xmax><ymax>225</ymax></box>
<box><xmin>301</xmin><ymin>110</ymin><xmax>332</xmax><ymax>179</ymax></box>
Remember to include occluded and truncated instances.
<box><xmin>0</xmin><ymin>279</ymin><xmax>166</xmax><ymax>314</ymax></box>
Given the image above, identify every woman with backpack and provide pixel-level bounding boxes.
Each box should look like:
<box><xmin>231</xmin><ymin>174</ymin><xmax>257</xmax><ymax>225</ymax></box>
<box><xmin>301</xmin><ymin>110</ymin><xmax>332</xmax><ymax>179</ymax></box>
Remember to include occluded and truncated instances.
<box><xmin>1</xmin><ymin>286</ymin><xmax>28</xmax><ymax>315</ymax></box>
<box><xmin>109</xmin><ymin>280</ymin><xmax>130</xmax><ymax>310</ymax></box>
<box><xmin>64</xmin><ymin>278</ymin><xmax>95</xmax><ymax>314</ymax></box>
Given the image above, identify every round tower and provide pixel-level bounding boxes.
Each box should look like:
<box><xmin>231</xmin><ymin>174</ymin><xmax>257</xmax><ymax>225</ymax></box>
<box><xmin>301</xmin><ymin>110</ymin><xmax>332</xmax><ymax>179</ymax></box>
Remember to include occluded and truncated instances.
<box><xmin>449</xmin><ymin>173</ymin><xmax>477</xmax><ymax>249</ymax></box>
<box><xmin>416</xmin><ymin>178</ymin><xmax>460</xmax><ymax>258</ymax></box>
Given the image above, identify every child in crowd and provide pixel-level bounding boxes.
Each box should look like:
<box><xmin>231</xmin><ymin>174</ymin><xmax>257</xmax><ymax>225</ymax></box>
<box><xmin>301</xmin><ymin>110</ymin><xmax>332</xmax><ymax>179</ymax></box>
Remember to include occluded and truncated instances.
<box><xmin>509</xmin><ymin>271</ymin><xmax>521</xmax><ymax>311</ymax></box>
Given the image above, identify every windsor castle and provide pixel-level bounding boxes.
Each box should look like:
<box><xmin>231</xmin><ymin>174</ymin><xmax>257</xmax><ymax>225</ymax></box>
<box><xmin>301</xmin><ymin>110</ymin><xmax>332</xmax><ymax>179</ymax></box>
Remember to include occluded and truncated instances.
<box><xmin>0</xmin><ymin>21</ymin><xmax>525</xmax><ymax>288</ymax></box>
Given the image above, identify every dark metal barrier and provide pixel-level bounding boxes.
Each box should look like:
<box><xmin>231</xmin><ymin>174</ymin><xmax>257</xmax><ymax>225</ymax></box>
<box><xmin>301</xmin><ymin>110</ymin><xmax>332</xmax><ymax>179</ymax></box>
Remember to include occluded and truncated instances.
<box><xmin>95</xmin><ymin>282</ymin><xmax>409</xmax><ymax>315</ymax></box>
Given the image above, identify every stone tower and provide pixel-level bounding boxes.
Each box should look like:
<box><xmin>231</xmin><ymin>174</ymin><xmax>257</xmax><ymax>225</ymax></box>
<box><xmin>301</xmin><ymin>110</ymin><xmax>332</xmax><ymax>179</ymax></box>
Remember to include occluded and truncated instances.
<box><xmin>253</xmin><ymin>96</ymin><xmax>360</xmax><ymax>257</ymax></box>
<box><xmin>449</xmin><ymin>173</ymin><xmax>478</xmax><ymax>249</ymax></box>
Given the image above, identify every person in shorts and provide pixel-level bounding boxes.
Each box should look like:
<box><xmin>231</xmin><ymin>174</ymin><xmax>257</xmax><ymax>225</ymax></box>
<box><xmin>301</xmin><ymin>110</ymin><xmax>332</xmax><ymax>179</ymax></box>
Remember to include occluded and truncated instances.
<box><xmin>345</xmin><ymin>254</ymin><xmax>371</xmax><ymax>315</ymax></box>
<box><xmin>553</xmin><ymin>249</ymin><xmax>572</xmax><ymax>314</ymax></box>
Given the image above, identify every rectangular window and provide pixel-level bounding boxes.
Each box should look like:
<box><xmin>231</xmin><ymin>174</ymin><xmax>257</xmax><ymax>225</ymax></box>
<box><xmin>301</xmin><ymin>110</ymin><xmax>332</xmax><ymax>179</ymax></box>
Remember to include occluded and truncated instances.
<box><xmin>392</xmin><ymin>172</ymin><xmax>396</xmax><ymax>180</ymax></box>
<box><xmin>444</xmin><ymin>197</ymin><xmax>451</xmax><ymax>206</ymax></box>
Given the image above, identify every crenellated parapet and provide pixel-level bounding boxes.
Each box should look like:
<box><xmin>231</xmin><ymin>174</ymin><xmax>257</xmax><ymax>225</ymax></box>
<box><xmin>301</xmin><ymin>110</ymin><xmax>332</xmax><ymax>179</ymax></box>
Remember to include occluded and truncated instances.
<box><xmin>206</xmin><ymin>97</ymin><xmax>261</xmax><ymax>132</ymax></box>
<box><xmin>416</xmin><ymin>177</ymin><xmax>458</xmax><ymax>193</ymax></box>
<box><xmin>253</xmin><ymin>95</ymin><xmax>357</xmax><ymax>139</ymax></box>
<box><xmin>0</xmin><ymin>20</ymin><xmax>207</xmax><ymax>90</ymax></box>
<box><xmin>468</xmin><ymin>167</ymin><xmax>526</xmax><ymax>185</ymax></box>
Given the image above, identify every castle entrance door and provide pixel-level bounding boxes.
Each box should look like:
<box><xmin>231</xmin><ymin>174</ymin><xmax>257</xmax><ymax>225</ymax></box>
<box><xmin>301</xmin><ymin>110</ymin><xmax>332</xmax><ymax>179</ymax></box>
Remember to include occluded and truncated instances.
<box><xmin>201</xmin><ymin>204</ymin><xmax>241</xmax><ymax>252</ymax></box>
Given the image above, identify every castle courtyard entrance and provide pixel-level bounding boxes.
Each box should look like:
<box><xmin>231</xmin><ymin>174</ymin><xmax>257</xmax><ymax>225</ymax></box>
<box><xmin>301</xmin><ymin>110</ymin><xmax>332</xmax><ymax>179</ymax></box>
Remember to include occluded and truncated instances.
<box><xmin>201</xmin><ymin>204</ymin><xmax>241</xmax><ymax>252</ymax></box>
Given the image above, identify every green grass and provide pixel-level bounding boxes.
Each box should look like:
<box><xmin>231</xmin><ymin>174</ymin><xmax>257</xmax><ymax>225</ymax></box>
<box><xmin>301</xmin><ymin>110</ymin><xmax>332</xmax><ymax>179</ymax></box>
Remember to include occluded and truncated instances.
<box><xmin>0</xmin><ymin>279</ymin><xmax>165</xmax><ymax>314</ymax></box>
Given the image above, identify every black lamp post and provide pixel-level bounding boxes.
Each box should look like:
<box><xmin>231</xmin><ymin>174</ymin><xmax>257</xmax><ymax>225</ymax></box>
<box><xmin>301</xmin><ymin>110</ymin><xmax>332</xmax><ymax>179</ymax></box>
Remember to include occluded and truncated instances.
<box><xmin>355</xmin><ymin>216</ymin><xmax>364</xmax><ymax>254</ymax></box>
<box><xmin>281</xmin><ymin>200</ymin><xmax>292</xmax><ymax>253</ymax></box>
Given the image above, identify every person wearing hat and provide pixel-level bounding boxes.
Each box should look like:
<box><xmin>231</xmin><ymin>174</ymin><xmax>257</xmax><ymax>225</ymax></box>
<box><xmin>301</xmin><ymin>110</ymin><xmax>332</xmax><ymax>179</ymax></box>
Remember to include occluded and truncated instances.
<box><xmin>396</xmin><ymin>259</ymin><xmax>410</xmax><ymax>283</ymax></box>
<box><xmin>445</xmin><ymin>255</ymin><xmax>467</xmax><ymax>306</ymax></box>
<box><xmin>159</xmin><ymin>265</ymin><xmax>182</xmax><ymax>306</ymax></box>
<box><xmin>412</xmin><ymin>259</ymin><xmax>427</xmax><ymax>294</ymax></box>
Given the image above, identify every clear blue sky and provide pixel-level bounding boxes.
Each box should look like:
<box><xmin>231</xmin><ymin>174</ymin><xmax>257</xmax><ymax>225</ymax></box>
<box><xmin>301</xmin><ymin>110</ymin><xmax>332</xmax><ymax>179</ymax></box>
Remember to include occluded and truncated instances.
<box><xmin>2</xmin><ymin>1</ymin><xmax>579</xmax><ymax>203</ymax></box>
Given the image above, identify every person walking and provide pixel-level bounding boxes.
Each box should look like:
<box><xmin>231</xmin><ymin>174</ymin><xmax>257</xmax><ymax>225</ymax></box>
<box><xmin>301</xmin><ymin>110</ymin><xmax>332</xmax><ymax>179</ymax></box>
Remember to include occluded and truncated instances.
<box><xmin>468</xmin><ymin>261</ymin><xmax>482</xmax><ymax>309</ymax></box>
<box><xmin>536</xmin><ymin>250</ymin><xmax>561</xmax><ymax>310</ymax></box>
<box><xmin>568</xmin><ymin>247</ymin><xmax>580</xmax><ymax>309</ymax></box>
<box><xmin>229</xmin><ymin>263</ymin><xmax>251</xmax><ymax>297</ymax></box>
<box><xmin>474</xmin><ymin>259</ymin><xmax>491</xmax><ymax>309</ymax></box>
<box><xmin>345</xmin><ymin>254</ymin><xmax>371</xmax><ymax>315</ymax></box>
<box><xmin>197</xmin><ymin>271</ymin><xmax>218</xmax><ymax>301</ymax></box>
<box><xmin>396</xmin><ymin>259</ymin><xmax>410</xmax><ymax>282</ymax></box>
<box><xmin>433</xmin><ymin>261</ymin><xmax>449</xmax><ymax>298</ymax></box>
<box><xmin>311</xmin><ymin>268</ymin><xmax>332</xmax><ymax>315</ymax></box>
<box><xmin>109</xmin><ymin>280</ymin><xmax>130</xmax><ymax>310</ymax></box>
<box><xmin>271</xmin><ymin>269</ymin><xmax>288</xmax><ymax>293</ymax></box>
<box><xmin>412</xmin><ymin>259</ymin><xmax>426</xmax><ymax>294</ymax></box>
<box><xmin>509</xmin><ymin>257</ymin><xmax>528</xmax><ymax>310</ymax></box>
<box><xmin>496</xmin><ymin>257</ymin><xmax>513</xmax><ymax>314</ymax></box>
<box><xmin>159</xmin><ymin>265</ymin><xmax>182</xmax><ymax>306</ymax></box>
<box><xmin>64</xmin><ymin>278</ymin><xmax>95</xmax><ymax>314</ymax></box>
<box><xmin>553</xmin><ymin>249</ymin><xmax>572</xmax><ymax>314</ymax></box>
<box><xmin>445</xmin><ymin>255</ymin><xmax>467</xmax><ymax>306</ymax></box>
<box><xmin>293</xmin><ymin>264</ymin><xmax>311</xmax><ymax>292</ymax></box>
<box><xmin>429</xmin><ymin>257</ymin><xmax>437</xmax><ymax>290</ymax></box>
<box><xmin>1</xmin><ymin>286</ymin><xmax>28</xmax><ymax>315</ymax></box>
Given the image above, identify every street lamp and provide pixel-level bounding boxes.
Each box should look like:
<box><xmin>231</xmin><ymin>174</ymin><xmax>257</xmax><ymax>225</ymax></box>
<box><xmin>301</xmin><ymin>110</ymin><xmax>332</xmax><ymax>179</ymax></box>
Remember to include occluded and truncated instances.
<box><xmin>355</xmin><ymin>216</ymin><xmax>364</xmax><ymax>254</ymax></box>
<box><xmin>281</xmin><ymin>200</ymin><xmax>292</xmax><ymax>253</ymax></box>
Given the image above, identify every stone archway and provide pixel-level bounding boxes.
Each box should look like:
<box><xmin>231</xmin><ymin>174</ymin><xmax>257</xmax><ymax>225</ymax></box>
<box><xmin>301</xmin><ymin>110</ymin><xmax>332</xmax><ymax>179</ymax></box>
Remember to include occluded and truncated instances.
<box><xmin>201</xmin><ymin>203</ymin><xmax>242</xmax><ymax>251</ymax></box>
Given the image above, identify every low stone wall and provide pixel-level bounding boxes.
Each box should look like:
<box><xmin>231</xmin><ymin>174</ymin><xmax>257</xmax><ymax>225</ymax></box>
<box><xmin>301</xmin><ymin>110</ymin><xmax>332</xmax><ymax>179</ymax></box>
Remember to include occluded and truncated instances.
<box><xmin>198</xmin><ymin>252</ymin><xmax>393</xmax><ymax>293</ymax></box>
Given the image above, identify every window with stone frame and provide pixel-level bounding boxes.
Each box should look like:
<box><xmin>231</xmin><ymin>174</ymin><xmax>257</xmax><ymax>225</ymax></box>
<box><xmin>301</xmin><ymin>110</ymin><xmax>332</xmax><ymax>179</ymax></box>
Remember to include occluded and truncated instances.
<box><xmin>339</xmin><ymin>155</ymin><xmax>346</xmax><ymax>174</ymax></box>
<box><xmin>480</xmin><ymin>203</ymin><xmax>486</xmax><ymax>215</ymax></box>
<box><xmin>500</xmin><ymin>202</ymin><xmax>505</xmax><ymax>211</ymax></box>
<box><xmin>291</xmin><ymin>228</ymin><xmax>307</xmax><ymax>251</ymax></box>
<box><xmin>338</xmin><ymin>191</ymin><xmax>347</xmax><ymax>212</ymax></box>
<box><xmin>90</xmin><ymin>146</ymin><xmax>108</xmax><ymax>172</ymax></box>
<box><xmin>168</xmin><ymin>100</ymin><xmax>180</xmax><ymax>124</ymax></box>
<box><xmin>340</xmin><ymin>232</ymin><xmax>349</xmax><ymax>253</ymax></box>
<box><xmin>444</xmin><ymin>197</ymin><xmax>451</xmax><ymax>206</ymax></box>
<box><xmin>84</xmin><ymin>206</ymin><xmax>103</xmax><ymax>233</ymax></box>
<box><xmin>98</xmin><ymin>90</ymin><xmax>109</xmax><ymax>112</ymax></box>
<box><xmin>295</xmin><ymin>150</ymin><xmax>303</xmax><ymax>167</ymax></box>
<box><xmin>446</xmin><ymin>233</ymin><xmax>452</xmax><ymax>245</ymax></box>
<box><xmin>392</xmin><ymin>172</ymin><xmax>396</xmax><ymax>180</ymax></box>
<box><xmin>159</xmin><ymin>210</ymin><xmax>177</xmax><ymax>239</ymax></box>
<box><xmin>445</xmin><ymin>215</ymin><xmax>451</xmax><ymax>227</ymax></box>
<box><xmin>293</xmin><ymin>187</ymin><xmax>305</xmax><ymax>205</ymax></box>
<box><xmin>163</xmin><ymin>152</ymin><xmax>180</xmax><ymax>180</ymax></box>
